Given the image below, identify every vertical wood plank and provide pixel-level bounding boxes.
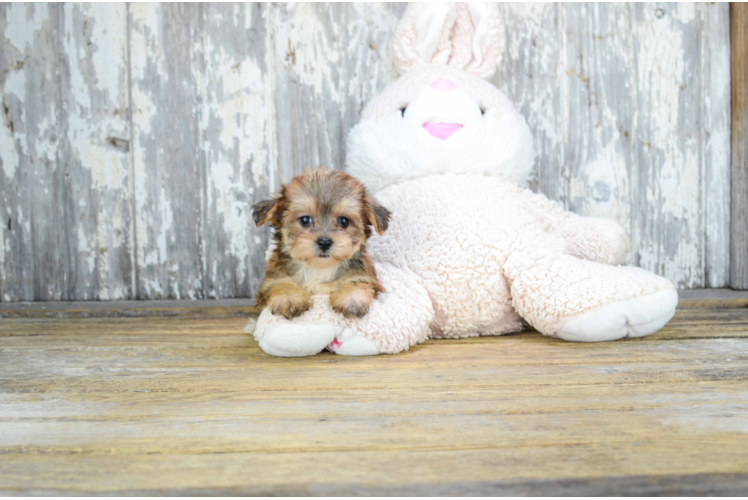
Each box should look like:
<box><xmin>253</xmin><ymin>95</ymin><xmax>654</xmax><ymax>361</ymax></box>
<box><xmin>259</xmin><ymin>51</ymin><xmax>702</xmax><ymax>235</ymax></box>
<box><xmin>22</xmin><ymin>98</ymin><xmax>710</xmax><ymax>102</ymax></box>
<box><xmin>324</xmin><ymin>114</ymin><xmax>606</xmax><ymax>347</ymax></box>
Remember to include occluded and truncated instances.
<box><xmin>701</xmin><ymin>4</ymin><xmax>731</xmax><ymax>288</ymax></box>
<box><xmin>270</xmin><ymin>3</ymin><xmax>405</xmax><ymax>182</ymax></box>
<box><xmin>0</xmin><ymin>3</ymin><xmax>132</xmax><ymax>301</ymax></box>
<box><xmin>731</xmin><ymin>3</ymin><xmax>748</xmax><ymax>289</ymax></box>
<box><xmin>554</xmin><ymin>3</ymin><xmax>638</xmax><ymax>249</ymax></box>
<box><xmin>495</xmin><ymin>4</ymin><xmax>566</xmax><ymax>205</ymax></box>
<box><xmin>0</xmin><ymin>4</ymin><xmax>69</xmax><ymax>301</ymax></box>
<box><xmin>630</xmin><ymin>3</ymin><xmax>705</xmax><ymax>288</ymax></box>
<box><xmin>199</xmin><ymin>3</ymin><xmax>276</xmax><ymax>298</ymax></box>
<box><xmin>0</xmin><ymin>3</ymin><xmax>28</xmax><ymax>301</ymax></box>
<box><xmin>60</xmin><ymin>3</ymin><xmax>133</xmax><ymax>300</ymax></box>
<box><xmin>129</xmin><ymin>4</ymin><xmax>204</xmax><ymax>299</ymax></box>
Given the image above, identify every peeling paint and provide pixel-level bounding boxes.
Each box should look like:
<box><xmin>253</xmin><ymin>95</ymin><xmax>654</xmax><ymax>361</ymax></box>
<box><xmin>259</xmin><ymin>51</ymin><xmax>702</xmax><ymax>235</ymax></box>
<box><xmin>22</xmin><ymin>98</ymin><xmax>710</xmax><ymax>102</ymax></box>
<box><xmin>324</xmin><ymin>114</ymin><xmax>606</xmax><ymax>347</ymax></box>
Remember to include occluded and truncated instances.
<box><xmin>495</xmin><ymin>3</ymin><xmax>730</xmax><ymax>289</ymax></box>
<box><xmin>58</xmin><ymin>3</ymin><xmax>132</xmax><ymax>300</ymax></box>
<box><xmin>64</xmin><ymin>4</ymin><xmax>129</xmax><ymax>192</ymax></box>
<box><xmin>1</xmin><ymin>64</ymin><xmax>26</xmax><ymax>180</ymax></box>
<box><xmin>200</xmin><ymin>3</ymin><xmax>275</xmax><ymax>299</ymax></box>
<box><xmin>5</xmin><ymin>3</ymin><xmax>48</xmax><ymax>53</ymax></box>
<box><xmin>0</xmin><ymin>223</ymin><xmax>5</xmax><ymax>272</ymax></box>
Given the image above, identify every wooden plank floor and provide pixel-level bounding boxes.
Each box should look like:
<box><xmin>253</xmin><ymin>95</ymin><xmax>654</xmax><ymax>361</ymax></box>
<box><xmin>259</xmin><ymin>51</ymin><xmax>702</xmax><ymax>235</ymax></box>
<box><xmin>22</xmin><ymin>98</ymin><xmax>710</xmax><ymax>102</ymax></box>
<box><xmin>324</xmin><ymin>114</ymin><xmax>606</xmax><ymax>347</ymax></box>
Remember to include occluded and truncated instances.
<box><xmin>1</xmin><ymin>295</ymin><xmax>748</xmax><ymax>495</ymax></box>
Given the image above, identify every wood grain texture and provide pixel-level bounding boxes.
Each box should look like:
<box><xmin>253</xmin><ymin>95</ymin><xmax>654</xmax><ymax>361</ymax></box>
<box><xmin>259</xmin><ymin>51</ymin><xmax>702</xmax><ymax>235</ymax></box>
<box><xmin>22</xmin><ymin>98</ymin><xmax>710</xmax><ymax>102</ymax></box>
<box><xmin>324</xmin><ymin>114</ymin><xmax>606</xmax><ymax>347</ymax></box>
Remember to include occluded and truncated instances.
<box><xmin>0</xmin><ymin>4</ymin><xmax>70</xmax><ymax>301</ymax></box>
<box><xmin>0</xmin><ymin>305</ymin><xmax>747</xmax><ymax>495</ymax></box>
<box><xmin>0</xmin><ymin>3</ymin><xmax>734</xmax><ymax>300</ymax></box>
<box><xmin>7</xmin><ymin>473</ymin><xmax>745</xmax><ymax>497</ymax></box>
<box><xmin>271</xmin><ymin>3</ymin><xmax>406</xmax><ymax>181</ymax></box>
<box><xmin>0</xmin><ymin>4</ymin><xmax>134</xmax><ymax>302</ymax></box>
<box><xmin>129</xmin><ymin>3</ymin><xmax>205</xmax><ymax>300</ymax></box>
<box><xmin>495</xmin><ymin>3</ymin><xmax>731</xmax><ymax>289</ymax></box>
<box><xmin>61</xmin><ymin>3</ymin><xmax>133</xmax><ymax>301</ymax></box>
<box><xmin>732</xmin><ymin>3</ymin><xmax>748</xmax><ymax>289</ymax></box>
<box><xmin>2</xmin><ymin>288</ymin><xmax>747</xmax><ymax>318</ymax></box>
<box><xmin>0</xmin><ymin>299</ymin><xmax>257</xmax><ymax>319</ymax></box>
<box><xmin>200</xmin><ymin>3</ymin><xmax>275</xmax><ymax>300</ymax></box>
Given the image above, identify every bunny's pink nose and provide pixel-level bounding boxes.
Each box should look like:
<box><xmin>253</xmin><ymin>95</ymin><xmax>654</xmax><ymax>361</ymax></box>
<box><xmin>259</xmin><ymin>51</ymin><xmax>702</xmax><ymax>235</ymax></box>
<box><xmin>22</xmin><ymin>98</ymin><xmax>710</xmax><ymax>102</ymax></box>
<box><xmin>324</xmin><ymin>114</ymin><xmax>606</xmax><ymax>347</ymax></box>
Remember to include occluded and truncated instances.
<box><xmin>423</xmin><ymin>122</ymin><xmax>462</xmax><ymax>140</ymax></box>
<box><xmin>429</xmin><ymin>79</ymin><xmax>457</xmax><ymax>91</ymax></box>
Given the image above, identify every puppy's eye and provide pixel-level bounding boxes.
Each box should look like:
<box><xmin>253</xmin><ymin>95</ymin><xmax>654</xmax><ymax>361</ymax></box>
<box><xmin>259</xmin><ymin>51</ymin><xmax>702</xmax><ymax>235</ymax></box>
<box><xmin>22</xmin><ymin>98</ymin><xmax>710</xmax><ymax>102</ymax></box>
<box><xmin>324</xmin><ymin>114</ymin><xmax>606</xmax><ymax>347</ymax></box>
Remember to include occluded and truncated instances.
<box><xmin>399</xmin><ymin>106</ymin><xmax>407</xmax><ymax>117</ymax></box>
<box><xmin>337</xmin><ymin>216</ymin><xmax>350</xmax><ymax>229</ymax></box>
<box><xmin>480</xmin><ymin>106</ymin><xmax>486</xmax><ymax>116</ymax></box>
<box><xmin>299</xmin><ymin>216</ymin><xmax>312</xmax><ymax>227</ymax></box>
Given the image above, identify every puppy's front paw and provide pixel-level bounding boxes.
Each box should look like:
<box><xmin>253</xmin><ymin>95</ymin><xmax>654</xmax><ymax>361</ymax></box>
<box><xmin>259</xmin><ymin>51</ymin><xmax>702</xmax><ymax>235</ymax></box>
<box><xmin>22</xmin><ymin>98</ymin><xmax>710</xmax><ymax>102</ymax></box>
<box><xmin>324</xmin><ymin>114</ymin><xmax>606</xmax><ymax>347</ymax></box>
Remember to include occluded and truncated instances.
<box><xmin>268</xmin><ymin>291</ymin><xmax>311</xmax><ymax>319</ymax></box>
<box><xmin>333</xmin><ymin>299</ymin><xmax>370</xmax><ymax>318</ymax></box>
<box><xmin>331</xmin><ymin>285</ymin><xmax>374</xmax><ymax>318</ymax></box>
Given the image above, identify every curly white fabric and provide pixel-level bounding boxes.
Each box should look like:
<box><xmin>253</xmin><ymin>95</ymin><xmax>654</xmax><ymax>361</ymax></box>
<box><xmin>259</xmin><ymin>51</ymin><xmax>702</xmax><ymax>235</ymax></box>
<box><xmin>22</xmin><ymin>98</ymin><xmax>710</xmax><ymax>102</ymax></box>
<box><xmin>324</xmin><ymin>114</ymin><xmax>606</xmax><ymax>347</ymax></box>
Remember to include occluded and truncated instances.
<box><xmin>394</xmin><ymin>3</ymin><xmax>504</xmax><ymax>79</ymax></box>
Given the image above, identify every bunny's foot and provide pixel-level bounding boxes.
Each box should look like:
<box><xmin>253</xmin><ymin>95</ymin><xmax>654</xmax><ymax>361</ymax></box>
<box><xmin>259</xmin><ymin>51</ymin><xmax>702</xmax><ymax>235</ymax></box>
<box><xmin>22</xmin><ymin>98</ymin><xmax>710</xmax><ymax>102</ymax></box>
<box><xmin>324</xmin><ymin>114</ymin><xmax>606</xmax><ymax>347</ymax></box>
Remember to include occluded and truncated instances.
<box><xmin>509</xmin><ymin>255</ymin><xmax>678</xmax><ymax>342</ymax></box>
<box><xmin>253</xmin><ymin>305</ymin><xmax>340</xmax><ymax>357</ymax></box>
<box><xmin>557</xmin><ymin>287</ymin><xmax>677</xmax><ymax>342</ymax></box>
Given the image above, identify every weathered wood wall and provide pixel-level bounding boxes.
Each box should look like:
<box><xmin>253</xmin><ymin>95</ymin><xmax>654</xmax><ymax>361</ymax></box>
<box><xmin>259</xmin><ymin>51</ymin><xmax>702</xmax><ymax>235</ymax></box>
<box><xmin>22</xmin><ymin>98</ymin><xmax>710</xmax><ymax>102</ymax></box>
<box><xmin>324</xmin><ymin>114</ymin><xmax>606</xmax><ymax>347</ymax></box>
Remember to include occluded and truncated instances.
<box><xmin>731</xmin><ymin>3</ymin><xmax>748</xmax><ymax>290</ymax></box>
<box><xmin>0</xmin><ymin>3</ymin><xmax>732</xmax><ymax>301</ymax></box>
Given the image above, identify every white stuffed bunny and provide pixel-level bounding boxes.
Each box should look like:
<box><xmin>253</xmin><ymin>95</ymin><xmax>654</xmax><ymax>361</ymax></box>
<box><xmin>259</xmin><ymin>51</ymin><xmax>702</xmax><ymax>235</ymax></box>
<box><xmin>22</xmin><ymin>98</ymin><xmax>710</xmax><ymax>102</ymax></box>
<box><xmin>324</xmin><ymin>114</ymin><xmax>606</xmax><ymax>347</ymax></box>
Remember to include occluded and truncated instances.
<box><xmin>247</xmin><ymin>3</ymin><xmax>678</xmax><ymax>357</ymax></box>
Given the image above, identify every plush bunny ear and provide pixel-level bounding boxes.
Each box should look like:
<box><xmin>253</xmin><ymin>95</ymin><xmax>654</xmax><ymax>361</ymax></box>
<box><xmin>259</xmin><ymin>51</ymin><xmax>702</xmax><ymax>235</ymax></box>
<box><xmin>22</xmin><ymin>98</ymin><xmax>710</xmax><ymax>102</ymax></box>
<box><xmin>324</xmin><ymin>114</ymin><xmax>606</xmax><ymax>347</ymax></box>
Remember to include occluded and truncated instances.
<box><xmin>394</xmin><ymin>2</ymin><xmax>505</xmax><ymax>80</ymax></box>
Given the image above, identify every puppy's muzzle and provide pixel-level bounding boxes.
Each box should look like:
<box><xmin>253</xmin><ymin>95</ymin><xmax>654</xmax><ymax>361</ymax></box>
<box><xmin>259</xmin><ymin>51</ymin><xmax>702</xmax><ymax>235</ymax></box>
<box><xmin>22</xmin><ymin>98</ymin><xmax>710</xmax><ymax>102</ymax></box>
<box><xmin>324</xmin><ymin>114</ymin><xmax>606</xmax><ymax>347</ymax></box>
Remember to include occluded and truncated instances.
<box><xmin>317</xmin><ymin>237</ymin><xmax>333</xmax><ymax>252</ymax></box>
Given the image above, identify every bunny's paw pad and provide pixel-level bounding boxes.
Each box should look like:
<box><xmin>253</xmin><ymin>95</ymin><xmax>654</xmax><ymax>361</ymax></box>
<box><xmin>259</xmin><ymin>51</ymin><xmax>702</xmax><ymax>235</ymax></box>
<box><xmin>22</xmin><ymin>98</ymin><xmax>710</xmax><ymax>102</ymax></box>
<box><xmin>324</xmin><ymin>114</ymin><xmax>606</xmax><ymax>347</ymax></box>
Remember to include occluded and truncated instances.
<box><xmin>557</xmin><ymin>288</ymin><xmax>678</xmax><ymax>342</ymax></box>
<box><xmin>326</xmin><ymin>328</ymin><xmax>380</xmax><ymax>356</ymax></box>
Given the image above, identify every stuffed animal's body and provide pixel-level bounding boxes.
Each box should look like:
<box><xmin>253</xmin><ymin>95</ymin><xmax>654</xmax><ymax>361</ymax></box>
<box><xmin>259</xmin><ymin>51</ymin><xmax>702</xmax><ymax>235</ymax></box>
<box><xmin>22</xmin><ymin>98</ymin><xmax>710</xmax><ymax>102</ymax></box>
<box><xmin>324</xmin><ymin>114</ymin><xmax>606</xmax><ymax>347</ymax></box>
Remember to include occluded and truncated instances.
<box><xmin>249</xmin><ymin>3</ymin><xmax>678</xmax><ymax>356</ymax></box>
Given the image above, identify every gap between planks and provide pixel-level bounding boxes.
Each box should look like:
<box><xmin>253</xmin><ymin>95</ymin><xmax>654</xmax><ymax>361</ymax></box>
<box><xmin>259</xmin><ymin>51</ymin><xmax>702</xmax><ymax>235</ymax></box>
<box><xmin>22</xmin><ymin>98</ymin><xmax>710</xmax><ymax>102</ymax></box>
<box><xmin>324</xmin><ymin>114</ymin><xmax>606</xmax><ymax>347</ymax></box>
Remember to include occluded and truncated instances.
<box><xmin>1</xmin><ymin>288</ymin><xmax>747</xmax><ymax>319</ymax></box>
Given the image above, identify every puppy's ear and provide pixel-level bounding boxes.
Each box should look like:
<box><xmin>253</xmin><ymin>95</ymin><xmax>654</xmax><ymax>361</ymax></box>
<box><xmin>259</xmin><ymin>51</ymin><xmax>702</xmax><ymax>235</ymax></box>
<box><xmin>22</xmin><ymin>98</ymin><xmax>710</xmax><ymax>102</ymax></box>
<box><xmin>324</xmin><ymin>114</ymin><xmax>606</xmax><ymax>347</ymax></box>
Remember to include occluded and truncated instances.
<box><xmin>252</xmin><ymin>195</ymin><xmax>284</xmax><ymax>227</ymax></box>
<box><xmin>363</xmin><ymin>195</ymin><xmax>391</xmax><ymax>235</ymax></box>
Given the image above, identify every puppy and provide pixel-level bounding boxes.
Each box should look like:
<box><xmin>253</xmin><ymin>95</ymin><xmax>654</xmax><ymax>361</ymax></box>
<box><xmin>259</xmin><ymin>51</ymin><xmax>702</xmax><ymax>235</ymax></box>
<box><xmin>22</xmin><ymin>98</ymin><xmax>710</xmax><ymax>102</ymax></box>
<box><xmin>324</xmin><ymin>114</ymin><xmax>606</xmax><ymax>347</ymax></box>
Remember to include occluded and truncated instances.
<box><xmin>252</xmin><ymin>167</ymin><xmax>390</xmax><ymax>319</ymax></box>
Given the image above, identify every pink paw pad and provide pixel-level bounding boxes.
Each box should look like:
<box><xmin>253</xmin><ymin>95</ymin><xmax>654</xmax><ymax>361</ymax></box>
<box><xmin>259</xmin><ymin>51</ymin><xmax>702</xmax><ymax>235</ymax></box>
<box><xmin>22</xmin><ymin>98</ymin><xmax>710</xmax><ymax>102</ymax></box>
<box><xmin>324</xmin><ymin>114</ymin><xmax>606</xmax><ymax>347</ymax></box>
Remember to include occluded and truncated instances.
<box><xmin>327</xmin><ymin>338</ymin><xmax>343</xmax><ymax>351</ymax></box>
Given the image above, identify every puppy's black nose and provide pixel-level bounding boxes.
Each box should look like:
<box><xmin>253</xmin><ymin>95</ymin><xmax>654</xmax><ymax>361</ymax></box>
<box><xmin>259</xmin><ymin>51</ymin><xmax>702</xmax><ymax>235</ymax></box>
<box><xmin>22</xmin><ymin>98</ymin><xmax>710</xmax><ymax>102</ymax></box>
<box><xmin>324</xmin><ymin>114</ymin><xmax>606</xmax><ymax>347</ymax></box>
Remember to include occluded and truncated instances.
<box><xmin>317</xmin><ymin>237</ymin><xmax>333</xmax><ymax>252</ymax></box>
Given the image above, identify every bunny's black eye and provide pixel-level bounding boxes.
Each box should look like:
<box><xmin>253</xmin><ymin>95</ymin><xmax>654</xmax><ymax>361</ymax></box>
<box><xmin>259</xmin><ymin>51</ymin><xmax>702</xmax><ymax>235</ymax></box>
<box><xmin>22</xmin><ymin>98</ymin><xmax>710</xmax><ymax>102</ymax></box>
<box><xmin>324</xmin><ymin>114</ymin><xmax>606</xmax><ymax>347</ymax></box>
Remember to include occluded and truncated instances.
<box><xmin>337</xmin><ymin>216</ymin><xmax>350</xmax><ymax>229</ymax></box>
<box><xmin>400</xmin><ymin>106</ymin><xmax>407</xmax><ymax>117</ymax></box>
<box><xmin>300</xmin><ymin>216</ymin><xmax>312</xmax><ymax>227</ymax></box>
<box><xmin>480</xmin><ymin>106</ymin><xmax>486</xmax><ymax>116</ymax></box>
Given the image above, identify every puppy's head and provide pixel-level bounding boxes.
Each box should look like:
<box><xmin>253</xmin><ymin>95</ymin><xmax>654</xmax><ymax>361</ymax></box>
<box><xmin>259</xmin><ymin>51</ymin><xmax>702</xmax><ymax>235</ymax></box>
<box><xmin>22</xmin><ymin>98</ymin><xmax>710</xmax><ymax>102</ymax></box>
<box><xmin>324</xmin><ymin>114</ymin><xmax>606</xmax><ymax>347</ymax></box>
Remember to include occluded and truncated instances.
<box><xmin>252</xmin><ymin>167</ymin><xmax>390</xmax><ymax>269</ymax></box>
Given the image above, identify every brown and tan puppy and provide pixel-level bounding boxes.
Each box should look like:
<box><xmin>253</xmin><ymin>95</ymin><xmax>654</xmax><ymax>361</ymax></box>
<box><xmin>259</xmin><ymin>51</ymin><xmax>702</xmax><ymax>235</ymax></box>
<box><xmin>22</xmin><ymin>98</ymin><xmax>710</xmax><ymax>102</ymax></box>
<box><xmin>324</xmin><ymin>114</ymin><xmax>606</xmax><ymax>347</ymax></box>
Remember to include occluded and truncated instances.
<box><xmin>252</xmin><ymin>167</ymin><xmax>390</xmax><ymax>319</ymax></box>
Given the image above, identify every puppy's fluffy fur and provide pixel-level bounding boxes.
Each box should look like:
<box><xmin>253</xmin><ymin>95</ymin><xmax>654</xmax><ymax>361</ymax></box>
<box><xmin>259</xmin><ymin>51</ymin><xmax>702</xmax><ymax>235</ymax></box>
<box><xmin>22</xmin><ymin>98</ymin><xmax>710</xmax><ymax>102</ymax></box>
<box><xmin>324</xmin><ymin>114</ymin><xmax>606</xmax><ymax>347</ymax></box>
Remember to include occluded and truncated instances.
<box><xmin>252</xmin><ymin>167</ymin><xmax>390</xmax><ymax>319</ymax></box>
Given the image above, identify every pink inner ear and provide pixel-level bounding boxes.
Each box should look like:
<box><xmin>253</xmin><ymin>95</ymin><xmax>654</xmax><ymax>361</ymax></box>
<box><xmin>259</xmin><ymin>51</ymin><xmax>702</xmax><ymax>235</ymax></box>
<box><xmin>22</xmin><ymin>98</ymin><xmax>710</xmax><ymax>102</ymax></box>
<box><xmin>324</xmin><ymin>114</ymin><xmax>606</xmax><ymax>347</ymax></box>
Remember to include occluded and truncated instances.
<box><xmin>429</xmin><ymin>79</ymin><xmax>457</xmax><ymax>91</ymax></box>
